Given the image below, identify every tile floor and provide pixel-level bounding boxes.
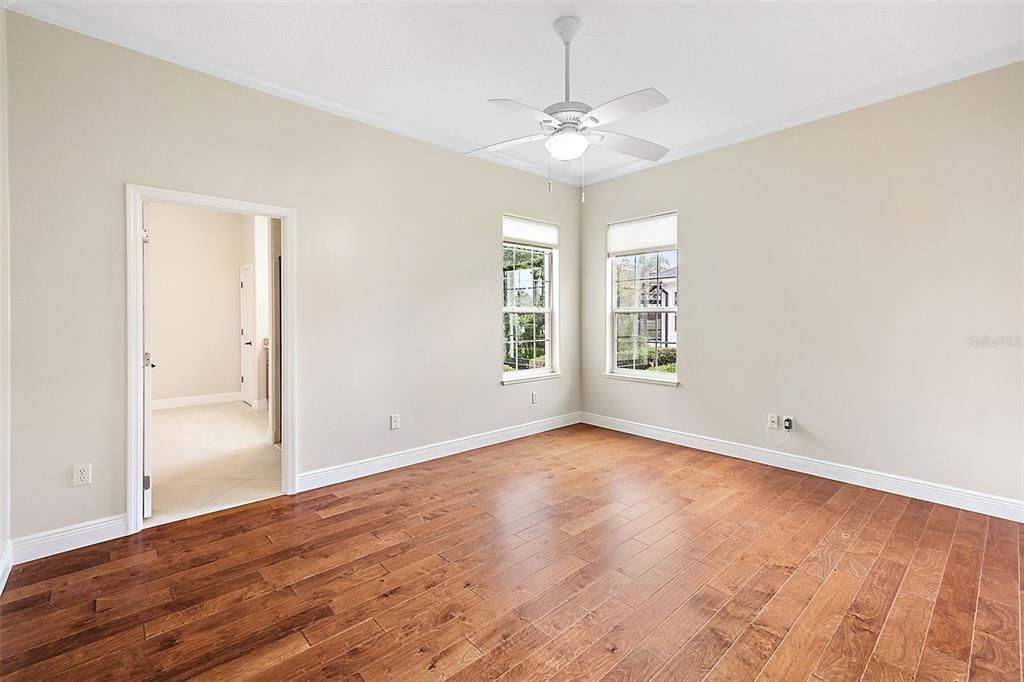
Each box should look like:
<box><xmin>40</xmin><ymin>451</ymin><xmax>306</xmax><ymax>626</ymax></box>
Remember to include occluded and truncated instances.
<box><xmin>147</xmin><ymin>401</ymin><xmax>281</xmax><ymax>527</ymax></box>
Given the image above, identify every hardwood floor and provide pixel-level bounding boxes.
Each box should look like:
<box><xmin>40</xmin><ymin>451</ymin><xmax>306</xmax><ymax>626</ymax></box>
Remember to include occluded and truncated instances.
<box><xmin>1</xmin><ymin>424</ymin><xmax>1021</xmax><ymax>680</ymax></box>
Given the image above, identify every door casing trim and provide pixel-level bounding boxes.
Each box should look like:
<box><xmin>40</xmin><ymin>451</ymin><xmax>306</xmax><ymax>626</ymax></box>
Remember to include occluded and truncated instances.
<box><xmin>125</xmin><ymin>183</ymin><xmax>299</xmax><ymax>535</ymax></box>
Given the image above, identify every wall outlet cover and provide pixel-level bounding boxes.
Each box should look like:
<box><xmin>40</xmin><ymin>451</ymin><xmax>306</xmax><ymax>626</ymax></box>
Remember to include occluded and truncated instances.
<box><xmin>72</xmin><ymin>463</ymin><xmax>93</xmax><ymax>487</ymax></box>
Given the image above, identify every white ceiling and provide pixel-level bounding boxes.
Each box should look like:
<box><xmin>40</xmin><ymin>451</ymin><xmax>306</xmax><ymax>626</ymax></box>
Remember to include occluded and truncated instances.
<box><xmin>11</xmin><ymin>1</ymin><xmax>1024</xmax><ymax>185</ymax></box>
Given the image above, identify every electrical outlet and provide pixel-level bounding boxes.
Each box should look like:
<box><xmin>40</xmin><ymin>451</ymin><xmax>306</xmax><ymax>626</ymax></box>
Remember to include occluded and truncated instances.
<box><xmin>767</xmin><ymin>414</ymin><xmax>779</xmax><ymax>430</ymax></box>
<box><xmin>72</xmin><ymin>463</ymin><xmax>92</xmax><ymax>487</ymax></box>
<box><xmin>389</xmin><ymin>414</ymin><xmax>400</xmax><ymax>430</ymax></box>
<box><xmin>531</xmin><ymin>392</ymin><xmax>539</xmax><ymax>404</ymax></box>
<box><xmin>783</xmin><ymin>416</ymin><xmax>795</xmax><ymax>432</ymax></box>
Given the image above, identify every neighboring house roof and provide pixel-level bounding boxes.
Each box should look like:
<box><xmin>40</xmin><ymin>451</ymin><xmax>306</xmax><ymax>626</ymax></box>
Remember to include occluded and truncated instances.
<box><xmin>660</xmin><ymin>267</ymin><xmax>677</xmax><ymax>278</ymax></box>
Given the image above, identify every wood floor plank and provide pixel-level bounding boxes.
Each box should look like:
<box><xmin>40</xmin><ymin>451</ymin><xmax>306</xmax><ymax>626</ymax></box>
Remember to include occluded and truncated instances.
<box><xmin>639</xmin><ymin>583</ymin><xmax>730</xmax><ymax>661</ymax></box>
<box><xmin>704</xmin><ymin>485</ymin><xmax>883</xmax><ymax>680</ymax></box>
<box><xmin>558</xmin><ymin>477</ymin><xmax>838</xmax><ymax>680</ymax></box>
<box><xmin>915</xmin><ymin>511</ymin><xmax>987</xmax><ymax>679</ymax></box>
<box><xmin>501</xmin><ymin>597</ymin><xmax>631</xmax><ymax>681</ymax></box>
<box><xmin>835</xmin><ymin>494</ymin><xmax>909</xmax><ymax>579</ymax></box>
<box><xmin>641</xmin><ymin>480</ymin><xmax>847</xmax><ymax>671</ymax></box>
<box><xmin>598</xmin><ymin>646</ymin><xmax>665</xmax><ymax>681</ymax></box>
<box><xmin>969</xmin><ymin>517</ymin><xmax>1022</xmax><ymax>681</ymax></box>
<box><xmin>813</xmin><ymin>557</ymin><xmax>907</xmax><ymax>681</ymax></box>
<box><xmin>970</xmin><ymin>598</ymin><xmax>1021</xmax><ymax>681</ymax></box>
<box><xmin>861</xmin><ymin>592</ymin><xmax>933</xmax><ymax>681</ymax></box>
<box><xmin>0</xmin><ymin>424</ymin><xmax>1018</xmax><ymax>681</ymax></box>
<box><xmin>249</xmin><ymin>618</ymin><xmax>383</xmax><ymax>681</ymax></box>
<box><xmin>813</xmin><ymin>500</ymin><xmax>932</xmax><ymax>681</ymax></box>
<box><xmin>651</xmin><ymin>563</ymin><xmax>793</xmax><ymax>681</ymax></box>
<box><xmin>755</xmin><ymin>569</ymin><xmax>862</xmax><ymax>681</ymax></box>
<box><xmin>861</xmin><ymin>505</ymin><xmax>962</xmax><ymax>680</ymax></box>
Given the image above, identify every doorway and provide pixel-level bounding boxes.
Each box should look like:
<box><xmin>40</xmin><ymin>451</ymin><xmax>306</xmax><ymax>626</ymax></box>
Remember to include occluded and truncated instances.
<box><xmin>126</xmin><ymin>185</ymin><xmax>297</xmax><ymax>533</ymax></box>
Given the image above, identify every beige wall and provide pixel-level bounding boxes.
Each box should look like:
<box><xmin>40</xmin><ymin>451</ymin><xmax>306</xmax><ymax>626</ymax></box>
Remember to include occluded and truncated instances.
<box><xmin>7</xmin><ymin>14</ymin><xmax>581</xmax><ymax>537</ymax></box>
<box><xmin>581</xmin><ymin>64</ymin><xmax>1024</xmax><ymax>501</ymax></box>
<box><xmin>149</xmin><ymin>202</ymin><xmax>250</xmax><ymax>401</ymax></box>
<box><xmin>0</xmin><ymin>10</ymin><xmax>10</xmax><ymax>561</ymax></box>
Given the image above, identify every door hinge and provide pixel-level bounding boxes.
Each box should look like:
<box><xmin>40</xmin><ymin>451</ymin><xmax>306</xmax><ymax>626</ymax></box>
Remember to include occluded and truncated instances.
<box><xmin>143</xmin><ymin>475</ymin><xmax>151</xmax><ymax>491</ymax></box>
<box><xmin>142</xmin><ymin>229</ymin><xmax>151</xmax><ymax>245</ymax></box>
<box><xmin>143</xmin><ymin>351</ymin><xmax>151</xmax><ymax>367</ymax></box>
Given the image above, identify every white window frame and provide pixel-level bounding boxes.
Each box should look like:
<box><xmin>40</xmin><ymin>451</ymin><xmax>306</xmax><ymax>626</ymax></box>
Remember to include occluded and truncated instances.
<box><xmin>501</xmin><ymin>215</ymin><xmax>560</xmax><ymax>385</ymax></box>
<box><xmin>606</xmin><ymin>212</ymin><xmax>679</xmax><ymax>386</ymax></box>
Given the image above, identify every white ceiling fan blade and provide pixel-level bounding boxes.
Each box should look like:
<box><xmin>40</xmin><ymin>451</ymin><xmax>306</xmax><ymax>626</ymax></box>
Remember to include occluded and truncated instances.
<box><xmin>590</xmin><ymin>131</ymin><xmax>668</xmax><ymax>162</ymax></box>
<box><xmin>488</xmin><ymin>99</ymin><xmax>559</xmax><ymax>126</ymax></box>
<box><xmin>580</xmin><ymin>88</ymin><xmax>668</xmax><ymax>129</ymax></box>
<box><xmin>465</xmin><ymin>133</ymin><xmax>548</xmax><ymax>156</ymax></box>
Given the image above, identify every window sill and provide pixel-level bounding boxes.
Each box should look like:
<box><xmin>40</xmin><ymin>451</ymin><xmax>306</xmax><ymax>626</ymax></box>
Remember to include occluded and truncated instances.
<box><xmin>502</xmin><ymin>371</ymin><xmax>562</xmax><ymax>386</ymax></box>
<box><xmin>604</xmin><ymin>371</ymin><xmax>679</xmax><ymax>386</ymax></box>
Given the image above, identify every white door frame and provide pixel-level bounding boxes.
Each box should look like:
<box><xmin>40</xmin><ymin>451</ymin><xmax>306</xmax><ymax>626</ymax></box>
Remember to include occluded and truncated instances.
<box><xmin>126</xmin><ymin>183</ymin><xmax>299</xmax><ymax>535</ymax></box>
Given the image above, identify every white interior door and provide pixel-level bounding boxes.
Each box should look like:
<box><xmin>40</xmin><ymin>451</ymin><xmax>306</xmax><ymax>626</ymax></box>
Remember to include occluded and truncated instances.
<box><xmin>142</xmin><ymin>204</ymin><xmax>153</xmax><ymax>519</ymax></box>
<box><xmin>240</xmin><ymin>264</ymin><xmax>257</xmax><ymax>407</ymax></box>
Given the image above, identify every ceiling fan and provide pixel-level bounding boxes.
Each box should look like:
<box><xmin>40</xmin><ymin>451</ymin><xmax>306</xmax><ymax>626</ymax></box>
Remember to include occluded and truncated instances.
<box><xmin>468</xmin><ymin>16</ymin><xmax>669</xmax><ymax>164</ymax></box>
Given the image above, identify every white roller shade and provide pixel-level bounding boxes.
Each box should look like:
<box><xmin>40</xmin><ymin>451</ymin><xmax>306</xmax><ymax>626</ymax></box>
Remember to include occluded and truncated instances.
<box><xmin>607</xmin><ymin>213</ymin><xmax>677</xmax><ymax>254</ymax></box>
<box><xmin>503</xmin><ymin>215</ymin><xmax>558</xmax><ymax>247</ymax></box>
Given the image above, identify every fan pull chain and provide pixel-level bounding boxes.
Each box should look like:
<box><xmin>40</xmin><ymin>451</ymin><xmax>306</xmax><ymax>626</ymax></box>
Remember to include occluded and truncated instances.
<box><xmin>581</xmin><ymin>155</ymin><xmax>586</xmax><ymax>203</ymax></box>
<box><xmin>547</xmin><ymin>155</ymin><xmax>552</xmax><ymax>193</ymax></box>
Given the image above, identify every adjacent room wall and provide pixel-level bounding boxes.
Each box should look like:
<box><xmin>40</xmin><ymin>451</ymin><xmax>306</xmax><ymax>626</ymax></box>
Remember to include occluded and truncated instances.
<box><xmin>253</xmin><ymin>216</ymin><xmax>271</xmax><ymax>406</ymax></box>
<box><xmin>581</xmin><ymin>64</ymin><xmax>1024</xmax><ymax>503</ymax></box>
<box><xmin>149</xmin><ymin>202</ymin><xmax>251</xmax><ymax>402</ymax></box>
<box><xmin>0</xmin><ymin>9</ymin><xmax>12</xmax><ymax>582</ymax></box>
<box><xmin>7</xmin><ymin>14</ymin><xmax>581</xmax><ymax>538</ymax></box>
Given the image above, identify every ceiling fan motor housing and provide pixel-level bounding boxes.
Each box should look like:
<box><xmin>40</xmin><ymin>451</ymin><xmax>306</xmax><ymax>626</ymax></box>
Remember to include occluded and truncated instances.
<box><xmin>543</xmin><ymin>101</ymin><xmax>593</xmax><ymax>129</ymax></box>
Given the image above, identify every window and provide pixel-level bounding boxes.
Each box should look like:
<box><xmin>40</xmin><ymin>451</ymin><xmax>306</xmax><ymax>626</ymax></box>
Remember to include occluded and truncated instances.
<box><xmin>502</xmin><ymin>216</ymin><xmax>558</xmax><ymax>383</ymax></box>
<box><xmin>607</xmin><ymin>213</ymin><xmax>678</xmax><ymax>382</ymax></box>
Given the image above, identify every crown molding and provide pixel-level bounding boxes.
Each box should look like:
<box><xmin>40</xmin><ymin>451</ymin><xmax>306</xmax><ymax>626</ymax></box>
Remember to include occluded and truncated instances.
<box><xmin>585</xmin><ymin>40</ymin><xmax>1024</xmax><ymax>186</ymax></box>
<box><xmin>6</xmin><ymin>2</ymin><xmax>1022</xmax><ymax>188</ymax></box>
<box><xmin>3</xmin><ymin>0</ymin><xmax>573</xmax><ymax>184</ymax></box>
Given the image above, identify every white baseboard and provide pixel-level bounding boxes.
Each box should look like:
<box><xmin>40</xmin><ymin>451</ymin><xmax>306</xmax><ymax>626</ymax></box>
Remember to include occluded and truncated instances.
<box><xmin>153</xmin><ymin>392</ymin><xmax>244</xmax><ymax>410</ymax></box>
<box><xmin>7</xmin><ymin>414</ymin><xmax>581</xmax><ymax>566</ymax></box>
<box><xmin>298</xmin><ymin>412</ymin><xmax>583</xmax><ymax>492</ymax></box>
<box><xmin>582</xmin><ymin>412</ymin><xmax>1024</xmax><ymax>523</ymax></box>
<box><xmin>11</xmin><ymin>514</ymin><xmax>129</xmax><ymax>564</ymax></box>
<box><xmin>9</xmin><ymin>411</ymin><xmax>1019</xmax><ymax>570</ymax></box>
<box><xmin>0</xmin><ymin>540</ymin><xmax>12</xmax><ymax>594</ymax></box>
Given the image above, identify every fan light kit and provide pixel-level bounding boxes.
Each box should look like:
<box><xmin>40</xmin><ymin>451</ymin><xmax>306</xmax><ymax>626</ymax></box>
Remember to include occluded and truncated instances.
<box><xmin>545</xmin><ymin>129</ymin><xmax>590</xmax><ymax>161</ymax></box>
<box><xmin>468</xmin><ymin>16</ymin><xmax>670</xmax><ymax>166</ymax></box>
